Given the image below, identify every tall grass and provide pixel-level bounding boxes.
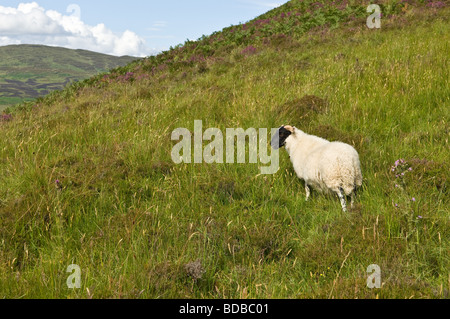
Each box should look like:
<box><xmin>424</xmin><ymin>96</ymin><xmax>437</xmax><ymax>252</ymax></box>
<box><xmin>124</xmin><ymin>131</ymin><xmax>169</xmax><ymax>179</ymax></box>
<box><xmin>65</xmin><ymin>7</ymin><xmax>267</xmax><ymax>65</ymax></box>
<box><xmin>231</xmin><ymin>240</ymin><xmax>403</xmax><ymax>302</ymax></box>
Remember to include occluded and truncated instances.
<box><xmin>0</xmin><ymin>2</ymin><xmax>448</xmax><ymax>298</ymax></box>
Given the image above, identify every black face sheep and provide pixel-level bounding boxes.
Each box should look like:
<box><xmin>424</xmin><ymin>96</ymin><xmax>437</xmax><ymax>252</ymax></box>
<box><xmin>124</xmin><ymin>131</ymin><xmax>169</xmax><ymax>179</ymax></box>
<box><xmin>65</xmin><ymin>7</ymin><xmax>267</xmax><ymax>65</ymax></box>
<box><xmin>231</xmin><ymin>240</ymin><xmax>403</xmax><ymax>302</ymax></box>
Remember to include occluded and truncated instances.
<box><xmin>271</xmin><ymin>125</ymin><xmax>362</xmax><ymax>212</ymax></box>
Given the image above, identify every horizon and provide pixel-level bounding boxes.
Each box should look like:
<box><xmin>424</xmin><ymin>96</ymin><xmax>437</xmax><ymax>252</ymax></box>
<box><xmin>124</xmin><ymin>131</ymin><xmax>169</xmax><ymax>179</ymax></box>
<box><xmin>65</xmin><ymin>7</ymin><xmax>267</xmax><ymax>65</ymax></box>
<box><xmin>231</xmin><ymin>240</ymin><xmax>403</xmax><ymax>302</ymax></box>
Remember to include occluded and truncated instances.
<box><xmin>0</xmin><ymin>1</ymin><xmax>287</xmax><ymax>57</ymax></box>
<box><xmin>0</xmin><ymin>43</ymin><xmax>143</xmax><ymax>58</ymax></box>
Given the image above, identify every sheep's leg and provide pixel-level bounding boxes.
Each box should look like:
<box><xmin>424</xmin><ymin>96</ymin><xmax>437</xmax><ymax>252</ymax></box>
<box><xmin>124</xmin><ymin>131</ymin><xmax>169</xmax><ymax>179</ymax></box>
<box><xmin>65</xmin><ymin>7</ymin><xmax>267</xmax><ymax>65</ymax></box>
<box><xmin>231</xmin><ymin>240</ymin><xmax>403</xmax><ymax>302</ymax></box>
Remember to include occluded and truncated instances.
<box><xmin>350</xmin><ymin>191</ymin><xmax>355</xmax><ymax>209</ymax></box>
<box><xmin>305</xmin><ymin>184</ymin><xmax>311</xmax><ymax>202</ymax></box>
<box><xmin>337</xmin><ymin>188</ymin><xmax>347</xmax><ymax>212</ymax></box>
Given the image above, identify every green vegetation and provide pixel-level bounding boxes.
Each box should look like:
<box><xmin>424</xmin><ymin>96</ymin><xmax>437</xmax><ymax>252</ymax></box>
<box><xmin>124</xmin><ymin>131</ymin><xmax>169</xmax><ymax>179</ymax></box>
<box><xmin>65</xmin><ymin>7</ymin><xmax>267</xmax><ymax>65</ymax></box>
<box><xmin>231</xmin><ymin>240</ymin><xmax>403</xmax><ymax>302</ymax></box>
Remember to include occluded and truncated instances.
<box><xmin>0</xmin><ymin>44</ymin><xmax>139</xmax><ymax>110</ymax></box>
<box><xmin>0</xmin><ymin>0</ymin><xmax>448</xmax><ymax>299</ymax></box>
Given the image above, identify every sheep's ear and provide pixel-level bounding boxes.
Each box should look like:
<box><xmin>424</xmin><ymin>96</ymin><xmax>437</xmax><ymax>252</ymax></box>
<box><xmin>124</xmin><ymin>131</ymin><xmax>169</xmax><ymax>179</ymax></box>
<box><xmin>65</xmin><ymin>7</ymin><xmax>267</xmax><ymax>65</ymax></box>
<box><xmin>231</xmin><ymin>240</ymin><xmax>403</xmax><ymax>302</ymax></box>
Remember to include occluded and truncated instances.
<box><xmin>271</xmin><ymin>126</ymin><xmax>292</xmax><ymax>149</ymax></box>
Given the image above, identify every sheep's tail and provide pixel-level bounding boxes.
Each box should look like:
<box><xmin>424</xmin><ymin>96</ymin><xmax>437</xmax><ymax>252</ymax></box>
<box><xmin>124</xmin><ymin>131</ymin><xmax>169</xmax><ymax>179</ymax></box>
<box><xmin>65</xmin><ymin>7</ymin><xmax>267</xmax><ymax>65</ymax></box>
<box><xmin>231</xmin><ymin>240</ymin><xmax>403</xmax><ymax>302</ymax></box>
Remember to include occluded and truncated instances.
<box><xmin>350</xmin><ymin>156</ymin><xmax>362</xmax><ymax>209</ymax></box>
<box><xmin>338</xmin><ymin>155</ymin><xmax>362</xmax><ymax>195</ymax></box>
<box><xmin>353</xmin><ymin>156</ymin><xmax>363</xmax><ymax>188</ymax></box>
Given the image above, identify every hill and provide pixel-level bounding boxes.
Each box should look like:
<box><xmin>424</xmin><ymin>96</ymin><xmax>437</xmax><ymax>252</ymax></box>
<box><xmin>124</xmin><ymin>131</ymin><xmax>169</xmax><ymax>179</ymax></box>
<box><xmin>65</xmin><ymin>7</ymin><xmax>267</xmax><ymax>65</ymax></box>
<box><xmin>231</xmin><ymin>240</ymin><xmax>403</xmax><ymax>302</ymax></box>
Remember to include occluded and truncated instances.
<box><xmin>0</xmin><ymin>0</ymin><xmax>449</xmax><ymax>299</ymax></box>
<box><xmin>0</xmin><ymin>44</ymin><xmax>140</xmax><ymax>110</ymax></box>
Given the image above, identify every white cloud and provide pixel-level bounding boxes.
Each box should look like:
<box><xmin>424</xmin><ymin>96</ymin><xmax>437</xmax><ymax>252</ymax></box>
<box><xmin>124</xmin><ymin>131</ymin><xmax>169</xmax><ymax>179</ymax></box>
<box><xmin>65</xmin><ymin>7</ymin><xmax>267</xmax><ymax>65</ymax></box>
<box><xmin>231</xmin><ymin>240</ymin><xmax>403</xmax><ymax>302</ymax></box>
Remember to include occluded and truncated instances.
<box><xmin>0</xmin><ymin>2</ymin><xmax>155</xmax><ymax>57</ymax></box>
<box><xmin>0</xmin><ymin>36</ymin><xmax>20</xmax><ymax>46</ymax></box>
<box><xmin>244</xmin><ymin>0</ymin><xmax>284</xmax><ymax>9</ymax></box>
<box><xmin>152</xmin><ymin>21</ymin><xmax>167</xmax><ymax>28</ymax></box>
<box><xmin>146</xmin><ymin>21</ymin><xmax>168</xmax><ymax>32</ymax></box>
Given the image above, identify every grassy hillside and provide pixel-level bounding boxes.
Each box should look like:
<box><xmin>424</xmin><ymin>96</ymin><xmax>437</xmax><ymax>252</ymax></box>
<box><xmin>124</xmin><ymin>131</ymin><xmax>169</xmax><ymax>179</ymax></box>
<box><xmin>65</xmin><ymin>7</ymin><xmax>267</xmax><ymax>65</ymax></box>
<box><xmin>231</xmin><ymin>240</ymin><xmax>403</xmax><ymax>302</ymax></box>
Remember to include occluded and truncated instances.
<box><xmin>0</xmin><ymin>0</ymin><xmax>449</xmax><ymax>299</ymax></box>
<box><xmin>0</xmin><ymin>44</ymin><xmax>139</xmax><ymax>110</ymax></box>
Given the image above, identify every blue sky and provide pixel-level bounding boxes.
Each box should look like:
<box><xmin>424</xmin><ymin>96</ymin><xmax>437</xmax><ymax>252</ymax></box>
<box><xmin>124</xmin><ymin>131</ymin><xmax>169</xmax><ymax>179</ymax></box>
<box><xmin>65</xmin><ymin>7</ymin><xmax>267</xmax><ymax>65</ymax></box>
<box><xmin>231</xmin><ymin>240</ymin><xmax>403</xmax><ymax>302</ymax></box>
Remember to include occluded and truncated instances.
<box><xmin>0</xmin><ymin>1</ymin><xmax>287</xmax><ymax>56</ymax></box>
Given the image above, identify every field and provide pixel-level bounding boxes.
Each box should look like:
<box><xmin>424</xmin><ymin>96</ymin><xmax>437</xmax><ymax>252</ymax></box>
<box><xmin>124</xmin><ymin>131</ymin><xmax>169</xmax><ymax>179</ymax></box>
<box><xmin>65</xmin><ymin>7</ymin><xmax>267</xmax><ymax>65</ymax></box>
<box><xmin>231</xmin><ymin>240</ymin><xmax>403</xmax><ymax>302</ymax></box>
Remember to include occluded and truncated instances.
<box><xmin>0</xmin><ymin>0</ymin><xmax>448</xmax><ymax>299</ymax></box>
<box><xmin>0</xmin><ymin>44</ymin><xmax>139</xmax><ymax>111</ymax></box>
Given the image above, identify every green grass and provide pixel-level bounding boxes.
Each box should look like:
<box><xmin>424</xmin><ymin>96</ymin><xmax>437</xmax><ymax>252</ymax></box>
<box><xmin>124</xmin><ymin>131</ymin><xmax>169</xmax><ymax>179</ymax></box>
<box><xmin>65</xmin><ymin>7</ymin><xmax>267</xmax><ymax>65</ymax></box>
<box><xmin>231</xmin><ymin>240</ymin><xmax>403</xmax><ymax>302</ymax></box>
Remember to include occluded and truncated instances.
<box><xmin>0</xmin><ymin>1</ymin><xmax>449</xmax><ymax>299</ymax></box>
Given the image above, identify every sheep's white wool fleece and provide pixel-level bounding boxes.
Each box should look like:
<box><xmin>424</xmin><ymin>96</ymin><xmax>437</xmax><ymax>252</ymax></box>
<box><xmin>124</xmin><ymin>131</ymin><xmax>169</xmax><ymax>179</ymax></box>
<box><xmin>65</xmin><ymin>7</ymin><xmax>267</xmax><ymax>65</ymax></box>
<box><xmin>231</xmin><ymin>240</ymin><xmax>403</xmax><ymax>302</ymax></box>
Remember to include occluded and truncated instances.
<box><xmin>285</xmin><ymin>128</ymin><xmax>362</xmax><ymax>196</ymax></box>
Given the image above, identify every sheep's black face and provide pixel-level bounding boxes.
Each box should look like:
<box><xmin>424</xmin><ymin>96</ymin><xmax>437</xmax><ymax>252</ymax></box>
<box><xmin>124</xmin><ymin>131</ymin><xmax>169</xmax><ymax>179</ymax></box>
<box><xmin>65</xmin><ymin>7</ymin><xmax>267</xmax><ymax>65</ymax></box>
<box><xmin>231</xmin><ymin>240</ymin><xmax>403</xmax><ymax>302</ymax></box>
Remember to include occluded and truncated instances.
<box><xmin>271</xmin><ymin>126</ymin><xmax>292</xmax><ymax>149</ymax></box>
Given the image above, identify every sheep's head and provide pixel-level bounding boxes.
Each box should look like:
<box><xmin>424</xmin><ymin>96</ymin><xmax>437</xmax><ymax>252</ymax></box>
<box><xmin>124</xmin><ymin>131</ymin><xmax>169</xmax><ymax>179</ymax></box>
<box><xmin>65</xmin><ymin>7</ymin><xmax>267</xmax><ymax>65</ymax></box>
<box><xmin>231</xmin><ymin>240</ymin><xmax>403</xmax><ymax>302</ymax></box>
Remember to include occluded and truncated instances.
<box><xmin>271</xmin><ymin>125</ymin><xmax>294</xmax><ymax>149</ymax></box>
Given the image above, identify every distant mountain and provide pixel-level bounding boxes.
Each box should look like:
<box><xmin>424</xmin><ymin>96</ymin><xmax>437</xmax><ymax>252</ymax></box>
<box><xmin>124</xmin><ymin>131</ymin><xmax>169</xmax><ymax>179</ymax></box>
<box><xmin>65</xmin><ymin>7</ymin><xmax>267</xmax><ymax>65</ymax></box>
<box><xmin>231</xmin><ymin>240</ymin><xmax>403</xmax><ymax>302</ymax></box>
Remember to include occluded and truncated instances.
<box><xmin>0</xmin><ymin>44</ymin><xmax>140</xmax><ymax>109</ymax></box>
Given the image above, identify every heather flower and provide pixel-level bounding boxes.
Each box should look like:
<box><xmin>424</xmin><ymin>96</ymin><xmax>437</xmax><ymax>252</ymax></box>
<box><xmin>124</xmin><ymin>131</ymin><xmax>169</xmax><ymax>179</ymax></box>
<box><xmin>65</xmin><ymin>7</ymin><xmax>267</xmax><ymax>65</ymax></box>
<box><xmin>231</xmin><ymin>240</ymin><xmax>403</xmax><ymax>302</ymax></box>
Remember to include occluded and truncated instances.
<box><xmin>124</xmin><ymin>72</ymin><xmax>134</xmax><ymax>81</ymax></box>
<box><xmin>253</xmin><ymin>19</ymin><xmax>271</xmax><ymax>27</ymax></box>
<box><xmin>241</xmin><ymin>45</ymin><xmax>257</xmax><ymax>56</ymax></box>
<box><xmin>1</xmin><ymin>113</ymin><xmax>12</xmax><ymax>122</ymax></box>
<box><xmin>136</xmin><ymin>74</ymin><xmax>149</xmax><ymax>81</ymax></box>
<box><xmin>427</xmin><ymin>1</ymin><xmax>446</xmax><ymax>8</ymax></box>
<box><xmin>391</xmin><ymin>159</ymin><xmax>411</xmax><ymax>178</ymax></box>
<box><xmin>188</xmin><ymin>54</ymin><xmax>206</xmax><ymax>64</ymax></box>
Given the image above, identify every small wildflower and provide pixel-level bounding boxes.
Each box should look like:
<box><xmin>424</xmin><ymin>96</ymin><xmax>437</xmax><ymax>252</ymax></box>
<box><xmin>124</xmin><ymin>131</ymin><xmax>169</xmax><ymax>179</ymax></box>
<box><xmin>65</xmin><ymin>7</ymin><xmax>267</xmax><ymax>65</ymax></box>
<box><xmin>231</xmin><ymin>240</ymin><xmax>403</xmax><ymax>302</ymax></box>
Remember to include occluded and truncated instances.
<box><xmin>1</xmin><ymin>113</ymin><xmax>13</xmax><ymax>122</ymax></box>
<box><xmin>417</xmin><ymin>215</ymin><xmax>423</xmax><ymax>219</ymax></box>
<box><xmin>395</xmin><ymin>203</ymin><xmax>399</xmax><ymax>208</ymax></box>
<box><xmin>411</xmin><ymin>197</ymin><xmax>416</xmax><ymax>202</ymax></box>
<box><xmin>241</xmin><ymin>45</ymin><xmax>258</xmax><ymax>56</ymax></box>
<box><xmin>55</xmin><ymin>179</ymin><xmax>63</xmax><ymax>190</ymax></box>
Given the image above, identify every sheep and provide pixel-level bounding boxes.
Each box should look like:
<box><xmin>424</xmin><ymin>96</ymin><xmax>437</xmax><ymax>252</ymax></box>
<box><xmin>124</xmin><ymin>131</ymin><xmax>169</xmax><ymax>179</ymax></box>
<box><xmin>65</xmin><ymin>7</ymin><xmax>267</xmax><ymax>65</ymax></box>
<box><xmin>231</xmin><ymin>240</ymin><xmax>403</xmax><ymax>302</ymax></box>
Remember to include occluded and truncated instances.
<box><xmin>271</xmin><ymin>125</ymin><xmax>362</xmax><ymax>212</ymax></box>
